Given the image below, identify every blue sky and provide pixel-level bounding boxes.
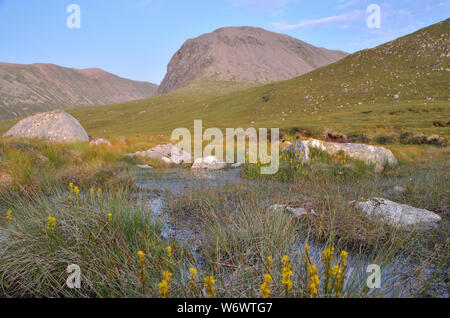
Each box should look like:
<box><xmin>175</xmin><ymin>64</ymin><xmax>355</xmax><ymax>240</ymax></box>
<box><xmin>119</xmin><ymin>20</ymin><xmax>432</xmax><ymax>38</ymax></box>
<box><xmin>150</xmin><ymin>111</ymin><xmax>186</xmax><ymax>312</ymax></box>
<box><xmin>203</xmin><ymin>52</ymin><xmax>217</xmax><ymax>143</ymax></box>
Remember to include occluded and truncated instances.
<box><xmin>1</xmin><ymin>0</ymin><xmax>448</xmax><ymax>84</ymax></box>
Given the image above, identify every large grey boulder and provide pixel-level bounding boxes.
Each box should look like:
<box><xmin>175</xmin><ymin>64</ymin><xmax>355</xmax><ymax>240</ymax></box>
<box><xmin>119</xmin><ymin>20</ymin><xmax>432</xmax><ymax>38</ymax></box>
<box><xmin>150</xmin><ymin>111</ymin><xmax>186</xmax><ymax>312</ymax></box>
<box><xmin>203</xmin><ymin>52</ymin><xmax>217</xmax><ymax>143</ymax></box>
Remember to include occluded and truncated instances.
<box><xmin>129</xmin><ymin>144</ymin><xmax>191</xmax><ymax>164</ymax></box>
<box><xmin>3</xmin><ymin>110</ymin><xmax>89</xmax><ymax>142</ymax></box>
<box><xmin>352</xmin><ymin>198</ymin><xmax>441</xmax><ymax>230</ymax></box>
<box><xmin>305</xmin><ymin>139</ymin><xmax>397</xmax><ymax>172</ymax></box>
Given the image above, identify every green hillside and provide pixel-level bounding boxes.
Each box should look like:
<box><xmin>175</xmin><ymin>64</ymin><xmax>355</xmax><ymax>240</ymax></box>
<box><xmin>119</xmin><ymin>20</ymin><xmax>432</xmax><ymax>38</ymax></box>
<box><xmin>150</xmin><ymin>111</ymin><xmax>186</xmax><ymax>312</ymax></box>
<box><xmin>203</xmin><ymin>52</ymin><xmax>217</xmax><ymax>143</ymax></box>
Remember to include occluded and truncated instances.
<box><xmin>1</xmin><ymin>19</ymin><xmax>448</xmax><ymax>141</ymax></box>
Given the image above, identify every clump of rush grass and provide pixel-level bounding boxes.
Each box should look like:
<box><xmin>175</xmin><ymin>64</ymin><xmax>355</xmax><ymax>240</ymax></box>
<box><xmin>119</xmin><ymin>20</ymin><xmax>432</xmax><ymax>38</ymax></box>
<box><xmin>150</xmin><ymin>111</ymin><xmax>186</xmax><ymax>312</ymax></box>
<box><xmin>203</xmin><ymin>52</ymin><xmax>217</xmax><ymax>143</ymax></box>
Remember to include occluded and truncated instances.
<box><xmin>0</xmin><ymin>185</ymin><xmax>172</xmax><ymax>297</ymax></box>
<box><xmin>0</xmin><ymin>137</ymin><xmax>142</xmax><ymax>204</ymax></box>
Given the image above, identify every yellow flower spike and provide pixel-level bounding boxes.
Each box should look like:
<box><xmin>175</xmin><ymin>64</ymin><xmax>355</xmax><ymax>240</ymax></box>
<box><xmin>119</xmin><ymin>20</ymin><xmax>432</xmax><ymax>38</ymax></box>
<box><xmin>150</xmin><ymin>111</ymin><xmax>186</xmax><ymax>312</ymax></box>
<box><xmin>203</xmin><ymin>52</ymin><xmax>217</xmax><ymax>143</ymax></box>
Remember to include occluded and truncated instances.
<box><xmin>189</xmin><ymin>267</ymin><xmax>198</xmax><ymax>293</ymax></box>
<box><xmin>108</xmin><ymin>213</ymin><xmax>112</xmax><ymax>222</ymax></box>
<box><xmin>260</xmin><ymin>273</ymin><xmax>272</xmax><ymax>298</ymax></box>
<box><xmin>74</xmin><ymin>186</ymin><xmax>80</xmax><ymax>199</ymax></box>
<box><xmin>166</xmin><ymin>246</ymin><xmax>173</xmax><ymax>258</ymax></box>
<box><xmin>69</xmin><ymin>183</ymin><xmax>74</xmax><ymax>193</ymax></box>
<box><xmin>341</xmin><ymin>250</ymin><xmax>348</xmax><ymax>263</ymax></box>
<box><xmin>158</xmin><ymin>279</ymin><xmax>170</xmax><ymax>298</ymax></box>
<box><xmin>90</xmin><ymin>187</ymin><xmax>94</xmax><ymax>199</ymax></box>
<box><xmin>46</xmin><ymin>216</ymin><xmax>57</xmax><ymax>232</ymax></box>
<box><xmin>281</xmin><ymin>255</ymin><xmax>293</xmax><ymax>297</ymax></box>
<box><xmin>266</xmin><ymin>256</ymin><xmax>272</xmax><ymax>267</ymax></box>
<box><xmin>162</xmin><ymin>270</ymin><xmax>173</xmax><ymax>282</ymax></box>
<box><xmin>204</xmin><ymin>275</ymin><xmax>216</xmax><ymax>298</ymax></box>
<box><xmin>97</xmin><ymin>188</ymin><xmax>102</xmax><ymax>199</ymax></box>
<box><xmin>6</xmin><ymin>209</ymin><xmax>12</xmax><ymax>222</ymax></box>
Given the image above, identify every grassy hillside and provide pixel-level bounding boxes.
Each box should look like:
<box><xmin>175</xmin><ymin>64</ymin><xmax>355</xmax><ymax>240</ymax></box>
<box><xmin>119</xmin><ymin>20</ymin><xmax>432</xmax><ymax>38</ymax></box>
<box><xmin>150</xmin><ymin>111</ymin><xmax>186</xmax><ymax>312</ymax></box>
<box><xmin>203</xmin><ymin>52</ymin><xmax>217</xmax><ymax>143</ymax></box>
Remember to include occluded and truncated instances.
<box><xmin>1</xmin><ymin>20</ymin><xmax>448</xmax><ymax>143</ymax></box>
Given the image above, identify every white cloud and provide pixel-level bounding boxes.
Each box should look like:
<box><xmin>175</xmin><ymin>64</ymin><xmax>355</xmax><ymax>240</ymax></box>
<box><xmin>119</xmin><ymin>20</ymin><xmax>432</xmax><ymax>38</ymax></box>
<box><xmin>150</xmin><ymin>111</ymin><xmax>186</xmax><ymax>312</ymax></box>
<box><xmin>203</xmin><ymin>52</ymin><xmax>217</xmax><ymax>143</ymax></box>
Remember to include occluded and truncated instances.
<box><xmin>271</xmin><ymin>10</ymin><xmax>363</xmax><ymax>30</ymax></box>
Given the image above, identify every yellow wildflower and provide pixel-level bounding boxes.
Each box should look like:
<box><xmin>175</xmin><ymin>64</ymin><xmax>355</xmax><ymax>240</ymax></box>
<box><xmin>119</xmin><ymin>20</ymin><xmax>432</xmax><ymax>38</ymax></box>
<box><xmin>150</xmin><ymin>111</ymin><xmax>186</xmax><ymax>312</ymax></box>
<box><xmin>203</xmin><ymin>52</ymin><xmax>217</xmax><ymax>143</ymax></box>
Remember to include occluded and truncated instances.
<box><xmin>74</xmin><ymin>186</ymin><xmax>80</xmax><ymax>199</ymax></box>
<box><xmin>166</xmin><ymin>246</ymin><xmax>173</xmax><ymax>258</ymax></box>
<box><xmin>189</xmin><ymin>267</ymin><xmax>197</xmax><ymax>293</ymax></box>
<box><xmin>158</xmin><ymin>279</ymin><xmax>170</xmax><ymax>298</ymax></box>
<box><xmin>308</xmin><ymin>265</ymin><xmax>320</xmax><ymax>296</ymax></box>
<box><xmin>108</xmin><ymin>213</ymin><xmax>112</xmax><ymax>222</ymax></box>
<box><xmin>6</xmin><ymin>209</ymin><xmax>12</xmax><ymax>222</ymax></box>
<box><xmin>260</xmin><ymin>273</ymin><xmax>272</xmax><ymax>298</ymax></box>
<box><xmin>90</xmin><ymin>187</ymin><xmax>94</xmax><ymax>200</ymax></box>
<box><xmin>97</xmin><ymin>188</ymin><xmax>102</xmax><ymax>199</ymax></box>
<box><xmin>46</xmin><ymin>216</ymin><xmax>57</xmax><ymax>232</ymax></box>
<box><xmin>204</xmin><ymin>275</ymin><xmax>216</xmax><ymax>298</ymax></box>
<box><xmin>281</xmin><ymin>255</ymin><xmax>293</xmax><ymax>297</ymax></box>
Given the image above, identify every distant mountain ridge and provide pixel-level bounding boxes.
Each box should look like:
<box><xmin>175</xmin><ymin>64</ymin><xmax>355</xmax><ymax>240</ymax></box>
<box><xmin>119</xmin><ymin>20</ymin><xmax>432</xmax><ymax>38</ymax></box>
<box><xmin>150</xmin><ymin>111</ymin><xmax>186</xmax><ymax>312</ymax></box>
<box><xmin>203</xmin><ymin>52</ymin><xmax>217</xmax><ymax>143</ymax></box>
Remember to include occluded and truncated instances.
<box><xmin>0</xmin><ymin>62</ymin><xmax>159</xmax><ymax>121</ymax></box>
<box><xmin>158</xmin><ymin>26</ymin><xmax>348</xmax><ymax>94</ymax></box>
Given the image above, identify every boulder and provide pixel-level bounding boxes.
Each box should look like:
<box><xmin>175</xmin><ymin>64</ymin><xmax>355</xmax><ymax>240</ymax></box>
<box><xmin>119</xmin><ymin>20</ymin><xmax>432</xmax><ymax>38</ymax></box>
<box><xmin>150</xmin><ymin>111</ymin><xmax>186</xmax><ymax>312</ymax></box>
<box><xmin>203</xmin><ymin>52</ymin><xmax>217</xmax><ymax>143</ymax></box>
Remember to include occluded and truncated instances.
<box><xmin>3</xmin><ymin>110</ymin><xmax>89</xmax><ymax>142</ymax></box>
<box><xmin>129</xmin><ymin>144</ymin><xmax>191</xmax><ymax>164</ymax></box>
<box><xmin>305</xmin><ymin>139</ymin><xmax>397</xmax><ymax>172</ymax></box>
<box><xmin>352</xmin><ymin>198</ymin><xmax>441</xmax><ymax>229</ymax></box>
<box><xmin>192</xmin><ymin>156</ymin><xmax>226</xmax><ymax>170</ymax></box>
<box><xmin>90</xmin><ymin>138</ymin><xmax>112</xmax><ymax>146</ymax></box>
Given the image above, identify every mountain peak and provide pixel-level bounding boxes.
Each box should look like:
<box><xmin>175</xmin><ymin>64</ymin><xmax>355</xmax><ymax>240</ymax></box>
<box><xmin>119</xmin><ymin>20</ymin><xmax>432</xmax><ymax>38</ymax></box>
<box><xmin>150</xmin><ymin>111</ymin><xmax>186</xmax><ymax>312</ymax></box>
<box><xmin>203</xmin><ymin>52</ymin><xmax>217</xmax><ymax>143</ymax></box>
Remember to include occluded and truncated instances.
<box><xmin>158</xmin><ymin>26</ymin><xmax>348</xmax><ymax>94</ymax></box>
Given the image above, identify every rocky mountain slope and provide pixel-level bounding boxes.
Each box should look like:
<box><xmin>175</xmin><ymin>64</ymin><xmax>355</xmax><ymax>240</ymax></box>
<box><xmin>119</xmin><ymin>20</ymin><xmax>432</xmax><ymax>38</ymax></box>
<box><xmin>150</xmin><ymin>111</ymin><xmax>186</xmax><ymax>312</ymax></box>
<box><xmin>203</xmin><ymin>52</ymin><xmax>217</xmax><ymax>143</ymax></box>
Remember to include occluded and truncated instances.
<box><xmin>0</xmin><ymin>63</ymin><xmax>159</xmax><ymax>121</ymax></box>
<box><xmin>158</xmin><ymin>26</ymin><xmax>348</xmax><ymax>94</ymax></box>
<box><xmin>51</xmin><ymin>19</ymin><xmax>449</xmax><ymax>142</ymax></box>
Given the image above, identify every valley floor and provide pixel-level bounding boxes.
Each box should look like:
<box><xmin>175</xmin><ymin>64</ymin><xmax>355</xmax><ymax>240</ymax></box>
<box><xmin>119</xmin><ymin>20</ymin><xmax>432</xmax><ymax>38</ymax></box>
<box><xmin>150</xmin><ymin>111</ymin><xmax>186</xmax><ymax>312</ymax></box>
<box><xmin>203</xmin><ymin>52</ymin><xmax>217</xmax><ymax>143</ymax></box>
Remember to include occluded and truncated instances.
<box><xmin>0</xmin><ymin>137</ymin><xmax>448</xmax><ymax>298</ymax></box>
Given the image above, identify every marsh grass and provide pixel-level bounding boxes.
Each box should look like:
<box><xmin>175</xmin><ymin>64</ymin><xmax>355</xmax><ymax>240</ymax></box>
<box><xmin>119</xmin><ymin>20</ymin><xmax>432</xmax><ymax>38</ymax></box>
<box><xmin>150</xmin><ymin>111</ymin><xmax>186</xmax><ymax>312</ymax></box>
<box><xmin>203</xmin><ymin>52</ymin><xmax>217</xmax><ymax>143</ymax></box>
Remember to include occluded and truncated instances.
<box><xmin>0</xmin><ymin>136</ymin><xmax>447</xmax><ymax>298</ymax></box>
<box><xmin>0</xmin><ymin>158</ymin><xmax>448</xmax><ymax>297</ymax></box>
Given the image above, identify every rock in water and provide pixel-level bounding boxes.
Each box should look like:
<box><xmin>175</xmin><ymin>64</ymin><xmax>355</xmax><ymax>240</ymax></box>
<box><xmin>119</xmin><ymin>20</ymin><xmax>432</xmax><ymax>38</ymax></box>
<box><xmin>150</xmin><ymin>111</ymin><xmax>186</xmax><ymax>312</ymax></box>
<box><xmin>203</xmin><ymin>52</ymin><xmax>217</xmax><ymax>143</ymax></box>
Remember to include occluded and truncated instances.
<box><xmin>3</xmin><ymin>110</ymin><xmax>89</xmax><ymax>142</ymax></box>
<box><xmin>192</xmin><ymin>156</ymin><xmax>226</xmax><ymax>170</ymax></box>
<box><xmin>305</xmin><ymin>139</ymin><xmax>397</xmax><ymax>172</ymax></box>
<box><xmin>352</xmin><ymin>198</ymin><xmax>441</xmax><ymax>229</ymax></box>
<box><xmin>130</xmin><ymin>144</ymin><xmax>191</xmax><ymax>164</ymax></box>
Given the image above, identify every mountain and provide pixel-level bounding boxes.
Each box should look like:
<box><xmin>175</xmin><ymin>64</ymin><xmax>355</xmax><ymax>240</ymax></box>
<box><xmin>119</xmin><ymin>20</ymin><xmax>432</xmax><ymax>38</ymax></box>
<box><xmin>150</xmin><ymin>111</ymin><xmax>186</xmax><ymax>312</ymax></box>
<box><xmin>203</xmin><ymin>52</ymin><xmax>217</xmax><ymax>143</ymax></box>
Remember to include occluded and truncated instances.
<box><xmin>157</xmin><ymin>26</ymin><xmax>348</xmax><ymax>94</ymax></box>
<box><xmin>2</xmin><ymin>19</ymin><xmax>448</xmax><ymax>142</ymax></box>
<box><xmin>0</xmin><ymin>62</ymin><xmax>159</xmax><ymax>121</ymax></box>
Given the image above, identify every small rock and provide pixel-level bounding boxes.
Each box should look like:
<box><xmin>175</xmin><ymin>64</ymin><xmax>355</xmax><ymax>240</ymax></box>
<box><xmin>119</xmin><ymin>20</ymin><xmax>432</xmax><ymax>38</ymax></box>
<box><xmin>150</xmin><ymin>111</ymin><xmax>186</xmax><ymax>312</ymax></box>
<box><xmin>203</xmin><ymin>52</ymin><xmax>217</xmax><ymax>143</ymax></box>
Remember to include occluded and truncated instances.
<box><xmin>351</xmin><ymin>197</ymin><xmax>441</xmax><ymax>229</ymax></box>
<box><xmin>129</xmin><ymin>144</ymin><xmax>191</xmax><ymax>164</ymax></box>
<box><xmin>0</xmin><ymin>172</ymin><xmax>12</xmax><ymax>187</ymax></box>
<box><xmin>269</xmin><ymin>204</ymin><xmax>315</xmax><ymax>217</ymax></box>
<box><xmin>231</xmin><ymin>162</ymin><xmax>244</xmax><ymax>168</ymax></box>
<box><xmin>136</xmin><ymin>164</ymin><xmax>153</xmax><ymax>169</ymax></box>
<box><xmin>192</xmin><ymin>156</ymin><xmax>226</xmax><ymax>170</ymax></box>
<box><xmin>90</xmin><ymin>138</ymin><xmax>112</xmax><ymax>146</ymax></box>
